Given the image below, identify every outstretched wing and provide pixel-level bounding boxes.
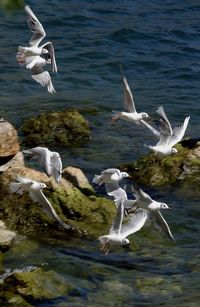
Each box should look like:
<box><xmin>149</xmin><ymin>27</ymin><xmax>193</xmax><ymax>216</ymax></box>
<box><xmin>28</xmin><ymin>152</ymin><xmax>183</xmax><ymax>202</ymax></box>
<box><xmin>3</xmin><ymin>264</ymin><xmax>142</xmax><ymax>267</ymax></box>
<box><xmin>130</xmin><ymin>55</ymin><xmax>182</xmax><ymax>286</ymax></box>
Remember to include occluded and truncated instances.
<box><xmin>25</xmin><ymin>5</ymin><xmax>46</xmax><ymax>47</ymax></box>
<box><xmin>42</xmin><ymin>42</ymin><xmax>57</xmax><ymax>73</ymax></box>
<box><xmin>109</xmin><ymin>199</ymin><xmax>124</xmax><ymax>235</ymax></box>
<box><xmin>122</xmin><ymin>74</ymin><xmax>136</xmax><ymax>113</ymax></box>
<box><xmin>120</xmin><ymin>209</ymin><xmax>147</xmax><ymax>239</ymax></box>
<box><xmin>141</xmin><ymin>120</ymin><xmax>160</xmax><ymax>138</ymax></box>
<box><xmin>50</xmin><ymin>152</ymin><xmax>62</xmax><ymax>183</ymax></box>
<box><xmin>31</xmin><ymin>65</ymin><xmax>56</xmax><ymax>94</ymax></box>
<box><xmin>169</xmin><ymin>116</ymin><xmax>190</xmax><ymax>148</ymax></box>
<box><xmin>152</xmin><ymin>210</ymin><xmax>175</xmax><ymax>241</ymax></box>
<box><xmin>33</xmin><ymin>190</ymin><xmax>71</xmax><ymax>230</ymax></box>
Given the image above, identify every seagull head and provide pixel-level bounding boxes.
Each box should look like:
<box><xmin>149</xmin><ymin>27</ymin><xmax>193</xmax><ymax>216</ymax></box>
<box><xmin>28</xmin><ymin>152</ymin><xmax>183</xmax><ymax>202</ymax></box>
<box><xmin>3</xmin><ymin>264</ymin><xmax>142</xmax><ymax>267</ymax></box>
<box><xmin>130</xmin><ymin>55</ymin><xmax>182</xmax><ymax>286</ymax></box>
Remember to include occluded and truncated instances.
<box><xmin>39</xmin><ymin>183</ymin><xmax>47</xmax><ymax>189</ymax></box>
<box><xmin>121</xmin><ymin>172</ymin><xmax>129</xmax><ymax>179</ymax></box>
<box><xmin>121</xmin><ymin>238</ymin><xmax>130</xmax><ymax>245</ymax></box>
<box><xmin>171</xmin><ymin>147</ymin><xmax>178</xmax><ymax>154</ymax></box>
<box><xmin>141</xmin><ymin>112</ymin><xmax>149</xmax><ymax>119</ymax></box>
<box><xmin>160</xmin><ymin>203</ymin><xmax>171</xmax><ymax>210</ymax></box>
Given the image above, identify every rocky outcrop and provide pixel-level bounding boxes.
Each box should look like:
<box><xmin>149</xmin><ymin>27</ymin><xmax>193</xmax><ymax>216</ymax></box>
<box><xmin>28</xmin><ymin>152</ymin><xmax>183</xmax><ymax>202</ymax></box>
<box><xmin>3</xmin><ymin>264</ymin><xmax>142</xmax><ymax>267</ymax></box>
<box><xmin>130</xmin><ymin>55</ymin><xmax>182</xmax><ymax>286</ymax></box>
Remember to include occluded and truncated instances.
<box><xmin>121</xmin><ymin>140</ymin><xmax>200</xmax><ymax>190</ymax></box>
<box><xmin>0</xmin><ymin>165</ymin><xmax>115</xmax><ymax>238</ymax></box>
<box><xmin>20</xmin><ymin>109</ymin><xmax>91</xmax><ymax>147</ymax></box>
<box><xmin>0</xmin><ymin>221</ymin><xmax>16</xmax><ymax>251</ymax></box>
<box><xmin>0</xmin><ymin>119</ymin><xmax>24</xmax><ymax>172</ymax></box>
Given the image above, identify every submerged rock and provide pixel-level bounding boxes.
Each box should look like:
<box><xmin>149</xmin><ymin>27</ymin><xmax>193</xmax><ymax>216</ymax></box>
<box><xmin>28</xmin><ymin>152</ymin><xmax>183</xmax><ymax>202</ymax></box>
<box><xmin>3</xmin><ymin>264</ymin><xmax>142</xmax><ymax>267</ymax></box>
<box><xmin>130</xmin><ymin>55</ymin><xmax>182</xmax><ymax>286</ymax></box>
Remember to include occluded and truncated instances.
<box><xmin>20</xmin><ymin>109</ymin><xmax>91</xmax><ymax>147</ymax></box>
<box><xmin>0</xmin><ymin>267</ymin><xmax>71</xmax><ymax>305</ymax></box>
<box><xmin>121</xmin><ymin>140</ymin><xmax>200</xmax><ymax>189</ymax></box>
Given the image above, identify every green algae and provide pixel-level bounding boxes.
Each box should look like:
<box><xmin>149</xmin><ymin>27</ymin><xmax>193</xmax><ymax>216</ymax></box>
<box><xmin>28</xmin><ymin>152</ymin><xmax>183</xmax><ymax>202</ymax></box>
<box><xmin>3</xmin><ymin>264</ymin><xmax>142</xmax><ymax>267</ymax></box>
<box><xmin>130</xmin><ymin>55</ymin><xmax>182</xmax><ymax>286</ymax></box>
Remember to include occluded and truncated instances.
<box><xmin>20</xmin><ymin>109</ymin><xmax>91</xmax><ymax>147</ymax></box>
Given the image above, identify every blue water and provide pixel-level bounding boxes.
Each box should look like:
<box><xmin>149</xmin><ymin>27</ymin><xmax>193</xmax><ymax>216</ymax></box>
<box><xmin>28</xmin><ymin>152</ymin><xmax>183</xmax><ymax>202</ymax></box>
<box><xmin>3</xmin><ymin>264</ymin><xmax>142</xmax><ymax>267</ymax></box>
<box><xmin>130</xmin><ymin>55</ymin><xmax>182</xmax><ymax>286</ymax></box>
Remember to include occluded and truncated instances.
<box><xmin>0</xmin><ymin>1</ymin><xmax>200</xmax><ymax>306</ymax></box>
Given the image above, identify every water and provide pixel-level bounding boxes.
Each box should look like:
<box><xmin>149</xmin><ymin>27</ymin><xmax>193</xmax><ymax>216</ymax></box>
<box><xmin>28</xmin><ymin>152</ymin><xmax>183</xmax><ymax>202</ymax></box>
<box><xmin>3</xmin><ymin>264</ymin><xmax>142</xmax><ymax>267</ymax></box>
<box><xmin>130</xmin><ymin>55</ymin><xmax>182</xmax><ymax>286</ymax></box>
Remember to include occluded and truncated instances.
<box><xmin>0</xmin><ymin>0</ymin><xmax>200</xmax><ymax>305</ymax></box>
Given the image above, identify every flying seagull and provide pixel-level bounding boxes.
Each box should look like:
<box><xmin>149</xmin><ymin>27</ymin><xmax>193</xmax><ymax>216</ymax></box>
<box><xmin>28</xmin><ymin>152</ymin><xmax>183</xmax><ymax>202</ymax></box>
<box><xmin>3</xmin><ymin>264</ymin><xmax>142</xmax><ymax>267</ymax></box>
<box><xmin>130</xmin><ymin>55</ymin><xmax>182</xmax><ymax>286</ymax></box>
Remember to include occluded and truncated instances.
<box><xmin>99</xmin><ymin>199</ymin><xmax>147</xmax><ymax>254</ymax></box>
<box><xmin>23</xmin><ymin>147</ymin><xmax>62</xmax><ymax>183</ymax></box>
<box><xmin>129</xmin><ymin>182</ymin><xmax>175</xmax><ymax>241</ymax></box>
<box><xmin>112</xmin><ymin>71</ymin><xmax>149</xmax><ymax>124</ymax></box>
<box><xmin>9</xmin><ymin>176</ymin><xmax>70</xmax><ymax>230</ymax></box>
<box><xmin>144</xmin><ymin>106</ymin><xmax>190</xmax><ymax>155</ymax></box>
<box><xmin>18</xmin><ymin>5</ymin><xmax>57</xmax><ymax>73</ymax></box>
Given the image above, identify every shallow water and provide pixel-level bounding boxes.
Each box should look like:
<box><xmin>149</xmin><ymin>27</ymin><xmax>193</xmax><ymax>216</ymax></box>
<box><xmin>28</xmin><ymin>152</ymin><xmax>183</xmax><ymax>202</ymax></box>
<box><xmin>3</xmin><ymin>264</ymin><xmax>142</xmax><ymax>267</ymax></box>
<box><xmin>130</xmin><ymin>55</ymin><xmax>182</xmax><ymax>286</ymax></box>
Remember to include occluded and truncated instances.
<box><xmin>0</xmin><ymin>0</ymin><xmax>200</xmax><ymax>305</ymax></box>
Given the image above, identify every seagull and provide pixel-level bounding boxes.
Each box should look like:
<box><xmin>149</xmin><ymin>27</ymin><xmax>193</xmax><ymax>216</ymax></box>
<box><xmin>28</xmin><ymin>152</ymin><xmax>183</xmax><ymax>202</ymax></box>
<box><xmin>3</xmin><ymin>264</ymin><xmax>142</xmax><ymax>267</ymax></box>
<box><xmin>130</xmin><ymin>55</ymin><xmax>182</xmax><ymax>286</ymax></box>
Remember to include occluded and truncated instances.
<box><xmin>23</xmin><ymin>147</ymin><xmax>62</xmax><ymax>183</ymax></box>
<box><xmin>144</xmin><ymin>106</ymin><xmax>190</xmax><ymax>156</ymax></box>
<box><xmin>128</xmin><ymin>182</ymin><xmax>175</xmax><ymax>241</ymax></box>
<box><xmin>92</xmin><ymin>168</ymin><xmax>130</xmax><ymax>199</ymax></box>
<box><xmin>16</xmin><ymin>52</ymin><xmax>56</xmax><ymax>93</ymax></box>
<box><xmin>111</xmin><ymin>72</ymin><xmax>149</xmax><ymax>124</ymax></box>
<box><xmin>18</xmin><ymin>5</ymin><xmax>57</xmax><ymax>73</ymax></box>
<box><xmin>99</xmin><ymin>199</ymin><xmax>147</xmax><ymax>254</ymax></box>
<box><xmin>9</xmin><ymin>176</ymin><xmax>70</xmax><ymax>230</ymax></box>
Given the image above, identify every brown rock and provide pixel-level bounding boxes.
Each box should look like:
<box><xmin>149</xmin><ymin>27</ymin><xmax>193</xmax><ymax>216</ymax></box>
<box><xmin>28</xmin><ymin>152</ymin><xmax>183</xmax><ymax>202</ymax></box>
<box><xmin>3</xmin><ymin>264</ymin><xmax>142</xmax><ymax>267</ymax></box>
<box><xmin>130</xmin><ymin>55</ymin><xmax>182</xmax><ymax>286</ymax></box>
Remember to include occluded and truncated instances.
<box><xmin>0</xmin><ymin>119</ymin><xmax>20</xmax><ymax>157</ymax></box>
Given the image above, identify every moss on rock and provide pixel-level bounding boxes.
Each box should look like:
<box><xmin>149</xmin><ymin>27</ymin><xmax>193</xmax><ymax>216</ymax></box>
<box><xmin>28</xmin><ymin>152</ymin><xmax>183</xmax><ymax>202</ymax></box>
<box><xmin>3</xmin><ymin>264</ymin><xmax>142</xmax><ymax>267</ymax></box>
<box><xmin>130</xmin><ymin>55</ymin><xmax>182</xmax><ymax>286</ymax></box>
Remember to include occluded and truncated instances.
<box><xmin>0</xmin><ymin>166</ymin><xmax>115</xmax><ymax>239</ymax></box>
<box><xmin>0</xmin><ymin>268</ymin><xmax>71</xmax><ymax>304</ymax></box>
<box><xmin>121</xmin><ymin>141</ymin><xmax>200</xmax><ymax>189</ymax></box>
<box><xmin>20</xmin><ymin>109</ymin><xmax>91</xmax><ymax>147</ymax></box>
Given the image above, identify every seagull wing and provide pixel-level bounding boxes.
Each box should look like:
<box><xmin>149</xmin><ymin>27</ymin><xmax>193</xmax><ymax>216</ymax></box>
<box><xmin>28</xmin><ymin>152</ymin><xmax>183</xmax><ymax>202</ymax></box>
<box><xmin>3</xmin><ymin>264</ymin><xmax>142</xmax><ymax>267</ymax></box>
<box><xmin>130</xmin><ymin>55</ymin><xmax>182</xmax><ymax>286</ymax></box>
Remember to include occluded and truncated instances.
<box><xmin>32</xmin><ymin>190</ymin><xmax>71</xmax><ymax>229</ymax></box>
<box><xmin>169</xmin><ymin>116</ymin><xmax>190</xmax><ymax>148</ymax></box>
<box><xmin>50</xmin><ymin>152</ymin><xmax>62</xmax><ymax>183</ymax></box>
<box><xmin>156</xmin><ymin>106</ymin><xmax>173</xmax><ymax>137</ymax></box>
<box><xmin>25</xmin><ymin>5</ymin><xmax>46</xmax><ymax>47</ymax></box>
<box><xmin>101</xmin><ymin>168</ymin><xmax>121</xmax><ymax>176</ymax></box>
<box><xmin>42</xmin><ymin>42</ymin><xmax>57</xmax><ymax>73</ymax></box>
<box><xmin>141</xmin><ymin>120</ymin><xmax>160</xmax><ymax>138</ymax></box>
<box><xmin>31</xmin><ymin>65</ymin><xmax>56</xmax><ymax>94</ymax></box>
<box><xmin>152</xmin><ymin>210</ymin><xmax>175</xmax><ymax>241</ymax></box>
<box><xmin>120</xmin><ymin>209</ymin><xmax>148</xmax><ymax>239</ymax></box>
<box><xmin>122</xmin><ymin>74</ymin><xmax>136</xmax><ymax>113</ymax></box>
<box><xmin>131</xmin><ymin>182</ymin><xmax>152</xmax><ymax>202</ymax></box>
<box><xmin>109</xmin><ymin>200</ymin><xmax>124</xmax><ymax>235</ymax></box>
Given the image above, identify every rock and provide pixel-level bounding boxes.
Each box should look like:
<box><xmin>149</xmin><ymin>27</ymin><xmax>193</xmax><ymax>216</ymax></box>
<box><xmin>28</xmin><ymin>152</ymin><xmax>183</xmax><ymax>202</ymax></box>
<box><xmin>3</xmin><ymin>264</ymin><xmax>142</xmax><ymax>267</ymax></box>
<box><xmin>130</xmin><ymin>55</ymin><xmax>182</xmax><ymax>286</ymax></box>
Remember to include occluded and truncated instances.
<box><xmin>0</xmin><ymin>221</ymin><xmax>16</xmax><ymax>251</ymax></box>
<box><xmin>20</xmin><ymin>109</ymin><xmax>91</xmax><ymax>147</ymax></box>
<box><xmin>0</xmin><ymin>119</ymin><xmax>20</xmax><ymax>156</ymax></box>
<box><xmin>0</xmin><ymin>151</ymin><xmax>24</xmax><ymax>172</ymax></box>
<box><xmin>0</xmin><ymin>267</ymin><xmax>71</xmax><ymax>304</ymax></box>
<box><xmin>0</xmin><ymin>166</ymin><xmax>115</xmax><ymax>238</ymax></box>
<box><xmin>62</xmin><ymin>166</ymin><xmax>95</xmax><ymax>194</ymax></box>
<box><xmin>121</xmin><ymin>141</ymin><xmax>200</xmax><ymax>189</ymax></box>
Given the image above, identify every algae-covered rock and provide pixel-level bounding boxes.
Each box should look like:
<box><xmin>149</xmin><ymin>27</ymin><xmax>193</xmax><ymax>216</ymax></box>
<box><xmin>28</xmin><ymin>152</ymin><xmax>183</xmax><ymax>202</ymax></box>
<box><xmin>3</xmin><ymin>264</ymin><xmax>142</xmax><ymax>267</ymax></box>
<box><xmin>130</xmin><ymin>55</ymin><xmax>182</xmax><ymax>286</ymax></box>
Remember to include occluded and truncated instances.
<box><xmin>0</xmin><ymin>165</ymin><xmax>115</xmax><ymax>238</ymax></box>
<box><xmin>0</xmin><ymin>267</ymin><xmax>71</xmax><ymax>304</ymax></box>
<box><xmin>121</xmin><ymin>141</ymin><xmax>200</xmax><ymax>189</ymax></box>
<box><xmin>20</xmin><ymin>109</ymin><xmax>91</xmax><ymax>147</ymax></box>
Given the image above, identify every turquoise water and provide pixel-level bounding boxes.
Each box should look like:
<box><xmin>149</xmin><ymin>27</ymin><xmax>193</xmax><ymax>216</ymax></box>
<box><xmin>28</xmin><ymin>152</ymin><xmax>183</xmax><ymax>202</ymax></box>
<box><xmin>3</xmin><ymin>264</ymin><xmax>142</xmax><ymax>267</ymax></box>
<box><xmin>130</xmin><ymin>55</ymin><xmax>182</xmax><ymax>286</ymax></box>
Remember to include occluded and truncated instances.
<box><xmin>0</xmin><ymin>1</ymin><xmax>200</xmax><ymax>305</ymax></box>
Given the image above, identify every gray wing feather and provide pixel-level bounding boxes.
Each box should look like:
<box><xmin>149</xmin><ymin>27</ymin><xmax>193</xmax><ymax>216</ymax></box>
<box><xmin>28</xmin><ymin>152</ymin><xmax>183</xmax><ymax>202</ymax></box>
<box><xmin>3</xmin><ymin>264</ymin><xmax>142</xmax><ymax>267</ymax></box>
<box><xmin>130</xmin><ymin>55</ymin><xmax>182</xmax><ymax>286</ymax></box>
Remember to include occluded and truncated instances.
<box><xmin>25</xmin><ymin>5</ymin><xmax>46</xmax><ymax>47</ymax></box>
<box><xmin>32</xmin><ymin>190</ymin><xmax>71</xmax><ymax>229</ymax></box>
<box><xmin>141</xmin><ymin>120</ymin><xmax>160</xmax><ymax>138</ymax></box>
<box><xmin>42</xmin><ymin>42</ymin><xmax>57</xmax><ymax>73</ymax></box>
<box><xmin>156</xmin><ymin>106</ymin><xmax>173</xmax><ymax>136</ymax></box>
<box><xmin>109</xmin><ymin>200</ymin><xmax>124</xmax><ymax>235</ymax></box>
<box><xmin>50</xmin><ymin>153</ymin><xmax>62</xmax><ymax>183</ymax></box>
<box><xmin>131</xmin><ymin>182</ymin><xmax>152</xmax><ymax>202</ymax></box>
<box><xmin>32</xmin><ymin>70</ymin><xmax>56</xmax><ymax>94</ymax></box>
<box><xmin>169</xmin><ymin>116</ymin><xmax>190</xmax><ymax>147</ymax></box>
<box><xmin>121</xmin><ymin>209</ymin><xmax>147</xmax><ymax>238</ymax></box>
<box><xmin>152</xmin><ymin>210</ymin><xmax>175</xmax><ymax>241</ymax></box>
<box><xmin>122</xmin><ymin>75</ymin><xmax>136</xmax><ymax>113</ymax></box>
